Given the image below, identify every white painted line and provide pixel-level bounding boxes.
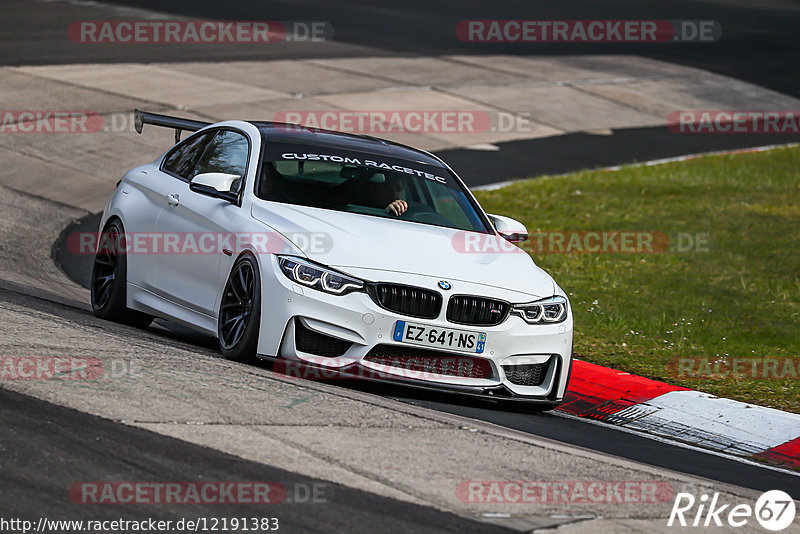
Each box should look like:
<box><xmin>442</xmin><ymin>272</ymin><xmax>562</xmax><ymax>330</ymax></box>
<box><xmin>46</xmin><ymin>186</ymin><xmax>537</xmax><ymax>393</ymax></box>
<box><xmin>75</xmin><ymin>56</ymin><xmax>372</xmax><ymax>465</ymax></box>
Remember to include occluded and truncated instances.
<box><xmin>472</xmin><ymin>142</ymin><xmax>800</xmax><ymax>191</ymax></box>
<box><xmin>618</xmin><ymin>391</ymin><xmax>800</xmax><ymax>456</ymax></box>
<box><xmin>603</xmin><ymin>142</ymin><xmax>800</xmax><ymax>171</ymax></box>
<box><xmin>554</xmin><ymin>410</ymin><xmax>800</xmax><ymax>477</ymax></box>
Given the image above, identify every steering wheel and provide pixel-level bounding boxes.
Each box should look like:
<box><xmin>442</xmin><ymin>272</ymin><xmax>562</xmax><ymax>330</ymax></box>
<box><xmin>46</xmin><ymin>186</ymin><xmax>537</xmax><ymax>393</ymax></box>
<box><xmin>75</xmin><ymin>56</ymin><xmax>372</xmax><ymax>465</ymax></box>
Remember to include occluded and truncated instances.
<box><xmin>398</xmin><ymin>202</ymin><xmax>452</xmax><ymax>225</ymax></box>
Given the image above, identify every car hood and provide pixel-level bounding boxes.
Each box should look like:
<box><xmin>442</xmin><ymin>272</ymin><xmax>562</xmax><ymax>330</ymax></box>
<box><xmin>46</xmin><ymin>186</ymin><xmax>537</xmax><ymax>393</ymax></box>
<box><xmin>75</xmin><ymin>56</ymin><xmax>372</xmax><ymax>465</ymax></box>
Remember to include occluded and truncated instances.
<box><xmin>252</xmin><ymin>201</ymin><xmax>555</xmax><ymax>299</ymax></box>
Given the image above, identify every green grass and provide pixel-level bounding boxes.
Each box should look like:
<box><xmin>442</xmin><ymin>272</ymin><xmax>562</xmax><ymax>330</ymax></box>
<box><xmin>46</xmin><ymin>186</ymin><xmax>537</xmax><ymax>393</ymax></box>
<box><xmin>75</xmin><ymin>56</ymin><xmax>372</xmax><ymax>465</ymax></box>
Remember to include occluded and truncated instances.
<box><xmin>474</xmin><ymin>146</ymin><xmax>800</xmax><ymax>413</ymax></box>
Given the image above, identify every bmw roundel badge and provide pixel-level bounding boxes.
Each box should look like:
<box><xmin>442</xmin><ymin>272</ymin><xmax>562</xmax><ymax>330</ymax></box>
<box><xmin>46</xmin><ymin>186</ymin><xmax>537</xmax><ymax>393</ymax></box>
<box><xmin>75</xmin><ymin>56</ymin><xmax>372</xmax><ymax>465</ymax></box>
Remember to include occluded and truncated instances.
<box><xmin>438</xmin><ymin>281</ymin><xmax>452</xmax><ymax>290</ymax></box>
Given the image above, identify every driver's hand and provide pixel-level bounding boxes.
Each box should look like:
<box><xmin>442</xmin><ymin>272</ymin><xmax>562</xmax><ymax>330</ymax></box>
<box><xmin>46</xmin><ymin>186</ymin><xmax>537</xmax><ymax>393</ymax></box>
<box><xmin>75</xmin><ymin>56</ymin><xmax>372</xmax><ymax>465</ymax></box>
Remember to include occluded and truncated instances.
<box><xmin>386</xmin><ymin>200</ymin><xmax>408</xmax><ymax>216</ymax></box>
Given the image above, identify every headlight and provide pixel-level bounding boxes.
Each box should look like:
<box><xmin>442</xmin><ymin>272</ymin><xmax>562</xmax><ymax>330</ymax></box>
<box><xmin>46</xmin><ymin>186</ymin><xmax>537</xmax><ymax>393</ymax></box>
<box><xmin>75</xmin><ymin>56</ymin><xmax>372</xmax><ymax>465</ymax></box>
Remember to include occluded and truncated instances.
<box><xmin>512</xmin><ymin>296</ymin><xmax>568</xmax><ymax>324</ymax></box>
<box><xmin>278</xmin><ymin>256</ymin><xmax>364</xmax><ymax>295</ymax></box>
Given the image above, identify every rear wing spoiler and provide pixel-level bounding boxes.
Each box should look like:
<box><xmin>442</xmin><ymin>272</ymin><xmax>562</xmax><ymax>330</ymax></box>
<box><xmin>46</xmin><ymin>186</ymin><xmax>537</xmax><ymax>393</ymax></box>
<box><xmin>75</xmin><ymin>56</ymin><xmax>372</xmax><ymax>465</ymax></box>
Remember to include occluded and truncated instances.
<box><xmin>133</xmin><ymin>109</ymin><xmax>211</xmax><ymax>143</ymax></box>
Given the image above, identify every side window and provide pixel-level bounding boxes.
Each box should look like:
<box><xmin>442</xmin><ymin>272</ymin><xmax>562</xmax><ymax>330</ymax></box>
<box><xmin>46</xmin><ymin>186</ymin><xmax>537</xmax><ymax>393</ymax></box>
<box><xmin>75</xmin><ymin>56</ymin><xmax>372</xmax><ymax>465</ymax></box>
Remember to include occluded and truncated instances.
<box><xmin>162</xmin><ymin>131</ymin><xmax>215</xmax><ymax>180</ymax></box>
<box><xmin>193</xmin><ymin>130</ymin><xmax>249</xmax><ymax>192</ymax></box>
<box><xmin>428</xmin><ymin>181</ymin><xmax>473</xmax><ymax>229</ymax></box>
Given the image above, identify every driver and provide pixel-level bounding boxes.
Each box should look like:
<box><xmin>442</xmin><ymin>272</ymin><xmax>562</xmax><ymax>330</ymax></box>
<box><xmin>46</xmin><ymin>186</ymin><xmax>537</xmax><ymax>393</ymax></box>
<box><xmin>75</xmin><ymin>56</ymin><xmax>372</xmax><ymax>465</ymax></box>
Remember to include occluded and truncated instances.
<box><xmin>364</xmin><ymin>173</ymin><xmax>407</xmax><ymax>216</ymax></box>
<box><xmin>327</xmin><ymin>171</ymin><xmax>407</xmax><ymax>216</ymax></box>
<box><xmin>259</xmin><ymin>163</ymin><xmax>407</xmax><ymax>216</ymax></box>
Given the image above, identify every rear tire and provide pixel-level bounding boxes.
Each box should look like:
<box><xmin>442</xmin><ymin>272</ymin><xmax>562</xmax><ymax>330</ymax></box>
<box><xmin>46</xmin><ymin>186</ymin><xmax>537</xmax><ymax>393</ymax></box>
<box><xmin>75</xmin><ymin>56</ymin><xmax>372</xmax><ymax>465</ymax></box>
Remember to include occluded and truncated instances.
<box><xmin>218</xmin><ymin>253</ymin><xmax>261</xmax><ymax>363</ymax></box>
<box><xmin>90</xmin><ymin>219</ymin><xmax>153</xmax><ymax>328</ymax></box>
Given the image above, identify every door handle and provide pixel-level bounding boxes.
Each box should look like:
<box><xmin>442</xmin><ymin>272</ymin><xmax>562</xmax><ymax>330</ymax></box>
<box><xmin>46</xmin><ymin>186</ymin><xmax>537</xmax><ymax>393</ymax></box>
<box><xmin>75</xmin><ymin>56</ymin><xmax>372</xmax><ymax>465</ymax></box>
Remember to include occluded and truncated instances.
<box><xmin>166</xmin><ymin>193</ymin><xmax>180</xmax><ymax>207</ymax></box>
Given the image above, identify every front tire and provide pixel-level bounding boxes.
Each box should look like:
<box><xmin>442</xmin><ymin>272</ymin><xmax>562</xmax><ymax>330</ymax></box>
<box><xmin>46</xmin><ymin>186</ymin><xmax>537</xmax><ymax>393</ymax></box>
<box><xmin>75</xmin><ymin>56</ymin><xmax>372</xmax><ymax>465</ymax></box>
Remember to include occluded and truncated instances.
<box><xmin>90</xmin><ymin>219</ymin><xmax>153</xmax><ymax>328</ymax></box>
<box><xmin>218</xmin><ymin>253</ymin><xmax>261</xmax><ymax>362</ymax></box>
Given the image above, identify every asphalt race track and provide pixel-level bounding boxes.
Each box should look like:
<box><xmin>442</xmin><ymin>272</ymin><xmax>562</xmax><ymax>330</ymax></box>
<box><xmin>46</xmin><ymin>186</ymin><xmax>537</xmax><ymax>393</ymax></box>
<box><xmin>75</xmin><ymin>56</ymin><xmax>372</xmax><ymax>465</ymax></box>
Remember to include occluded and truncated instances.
<box><xmin>439</xmin><ymin>126</ymin><xmax>800</xmax><ymax>187</ymax></box>
<box><xmin>4</xmin><ymin>0</ymin><xmax>799</xmax><ymax>97</ymax></box>
<box><xmin>0</xmin><ymin>384</ymin><xmax>505</xmax><ymax>533</ymax></box>
<box><xmin>4</xmin><ymin>0</ymin><xmax>799</xmax><ymax>187</ymax></box>
<box><xmin>2</xmin><ymin>0</ymin><xmax>800</xmax><ymax>531</ymax></box>
<box><xmin>47</xmin><ymin>229</ymin><xmax>800</xmax><ymax>498</ymax></box>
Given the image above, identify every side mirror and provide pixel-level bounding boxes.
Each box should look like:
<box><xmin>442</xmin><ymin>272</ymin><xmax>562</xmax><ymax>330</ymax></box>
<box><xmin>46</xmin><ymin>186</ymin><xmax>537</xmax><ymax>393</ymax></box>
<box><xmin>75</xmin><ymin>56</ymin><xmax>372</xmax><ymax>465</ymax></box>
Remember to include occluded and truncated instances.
<box><xmin>487</xmin><ymin>214</ymin><xmax>529</xmax><ymax>243</ymax></box>
<box><xmin>190</xmin><ymin>172</ymin><xmax>240</xmax><ymax>202</ymax></box>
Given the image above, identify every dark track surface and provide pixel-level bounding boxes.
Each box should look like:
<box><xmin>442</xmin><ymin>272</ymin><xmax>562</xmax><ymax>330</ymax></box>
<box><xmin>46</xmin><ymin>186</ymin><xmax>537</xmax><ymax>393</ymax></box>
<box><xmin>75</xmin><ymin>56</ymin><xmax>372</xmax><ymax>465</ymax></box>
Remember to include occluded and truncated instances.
<box><xmin>6</xmin><ymin>0</ymin><xmax>799</xmax><ymax>190</ymax></box>
<box><xmin>0</xmin><ymin>384</ymin><xmax>508</xmax><ymax>533</ymax></box>
<box><xmin>377</xmin><ymin>387</ymin><xmax>800</xmax><ymax>498</ymax></box>
<box><xmin>441</xmin><ymin>126</ymin><xmax>800</xmax><ymax>187</ymax></box>
<box><xmin>4</xmin><ymin>0</ymin><xmax>799</xmax><ymax>97</ymax></box>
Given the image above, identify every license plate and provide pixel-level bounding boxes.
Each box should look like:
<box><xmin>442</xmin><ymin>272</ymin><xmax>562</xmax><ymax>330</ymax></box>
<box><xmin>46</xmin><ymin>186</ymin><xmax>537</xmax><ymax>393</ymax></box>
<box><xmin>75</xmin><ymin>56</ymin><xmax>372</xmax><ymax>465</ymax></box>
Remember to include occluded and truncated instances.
<box><xmin>393</xmin><ymin>320</ymin><xmax>486</xmax><ymax>354</ymax></box>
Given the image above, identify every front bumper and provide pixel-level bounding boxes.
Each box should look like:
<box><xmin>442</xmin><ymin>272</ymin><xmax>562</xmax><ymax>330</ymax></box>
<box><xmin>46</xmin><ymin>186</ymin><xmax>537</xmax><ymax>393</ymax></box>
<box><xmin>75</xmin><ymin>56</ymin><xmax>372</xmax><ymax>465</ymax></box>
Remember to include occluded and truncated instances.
<box><xmin>255</xmin><ymin>255</ymin><xmax>574</xmax><ymax>400</ymax></box>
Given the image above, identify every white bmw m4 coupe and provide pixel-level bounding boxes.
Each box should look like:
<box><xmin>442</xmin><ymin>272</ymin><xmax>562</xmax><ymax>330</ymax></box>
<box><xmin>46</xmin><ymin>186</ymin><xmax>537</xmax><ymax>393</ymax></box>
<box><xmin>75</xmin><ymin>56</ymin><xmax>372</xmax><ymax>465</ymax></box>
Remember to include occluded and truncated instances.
<box><xmin>91</xmin><ymin>110</ymin><xmax>573</xmax><ymax>408</ymax></box>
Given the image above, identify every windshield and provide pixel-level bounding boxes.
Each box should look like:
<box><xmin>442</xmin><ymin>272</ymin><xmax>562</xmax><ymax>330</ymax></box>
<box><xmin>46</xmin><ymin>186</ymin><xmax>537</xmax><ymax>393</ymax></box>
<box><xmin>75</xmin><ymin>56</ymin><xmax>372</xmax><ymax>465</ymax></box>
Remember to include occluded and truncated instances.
<box><xmin>254</xmin><ymin>147</ymin><xmax>490</xmax><ymax>233</ymax></box>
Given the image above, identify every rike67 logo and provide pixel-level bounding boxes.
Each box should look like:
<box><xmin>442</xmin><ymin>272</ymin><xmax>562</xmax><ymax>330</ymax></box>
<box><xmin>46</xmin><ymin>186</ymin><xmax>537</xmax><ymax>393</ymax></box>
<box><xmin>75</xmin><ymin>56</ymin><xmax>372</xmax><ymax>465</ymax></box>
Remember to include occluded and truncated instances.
<box><xmin>668</xmin><ymin>490</ymin><xmax>796</xmax><ymax>531</ymax></box>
